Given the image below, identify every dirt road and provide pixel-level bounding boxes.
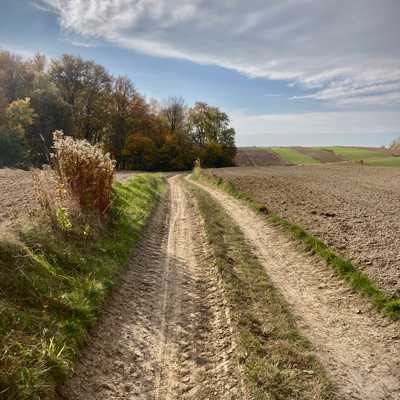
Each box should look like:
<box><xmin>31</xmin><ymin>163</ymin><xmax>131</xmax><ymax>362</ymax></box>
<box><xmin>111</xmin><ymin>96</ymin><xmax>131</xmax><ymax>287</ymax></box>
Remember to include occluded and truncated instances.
<box><xmin>193</xmin><ymin>178</ymin><xmax>400</xmax><ymax>400</ymax></box>
<box><xmin>58</xmin><ymin>174</ymin><xmax>400</xmax><ymax>400</ymax></box>
<box><xmin>59</xmin><ymin>175</ymin><xmax>243</xmax><ymax>399</ymax></box>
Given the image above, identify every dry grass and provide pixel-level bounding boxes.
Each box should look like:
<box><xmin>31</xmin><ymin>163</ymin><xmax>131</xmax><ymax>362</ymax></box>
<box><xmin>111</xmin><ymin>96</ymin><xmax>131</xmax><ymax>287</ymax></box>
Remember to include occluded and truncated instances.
<box><xmin>51</xmin><ymin>131</ymin><xmax>115</xmax><ymax>217</ymax></box>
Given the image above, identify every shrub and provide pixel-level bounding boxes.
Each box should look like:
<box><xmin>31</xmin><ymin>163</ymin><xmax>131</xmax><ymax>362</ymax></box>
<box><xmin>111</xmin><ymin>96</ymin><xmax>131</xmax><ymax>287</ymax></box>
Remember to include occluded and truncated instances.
<box><xmin>390</xmin><ymin>137</ymin><xmax>400</xmax><ymax>155</ymax></box>
<box><xmin>51</xmin><ymin>131</ymin><xmax>116</xmax><ymax>217</ymax></box>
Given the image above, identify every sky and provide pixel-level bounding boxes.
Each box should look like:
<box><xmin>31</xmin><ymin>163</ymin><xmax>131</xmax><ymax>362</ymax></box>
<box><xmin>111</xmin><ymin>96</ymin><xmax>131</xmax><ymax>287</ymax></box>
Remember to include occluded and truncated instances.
<box><xmin>1</xmin><ymin>0</ymin><xmax>400</xmax><ymax>146</ymax></box>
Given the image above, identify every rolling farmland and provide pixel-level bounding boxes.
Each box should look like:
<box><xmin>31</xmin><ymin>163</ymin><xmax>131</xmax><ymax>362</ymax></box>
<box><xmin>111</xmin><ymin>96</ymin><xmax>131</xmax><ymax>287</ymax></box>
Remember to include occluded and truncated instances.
<box><xmin>235</xmin><ymin>146</ymin><xmax>400</xmax><ymax>167</ymax></box>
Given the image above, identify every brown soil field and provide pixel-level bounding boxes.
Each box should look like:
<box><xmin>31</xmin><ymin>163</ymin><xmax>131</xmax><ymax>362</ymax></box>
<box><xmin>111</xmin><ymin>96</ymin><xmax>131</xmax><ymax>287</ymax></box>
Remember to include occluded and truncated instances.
<box><xmin>295</xmin><ymin>147</ymin><xmax>344</xmax><ymax>163</ymax></box>
<box><xmin>193</xmin><ymin>177</ymin><xmax>400</xmax><ymax>400</ymax></box>
<box><xmin>0</xmin><ymin>169</ymin><xmax>138</xmax><ymax>230</ymax></box>
<box><xmin>0</xmin><ymin>169</ymin><xmax>37</xmax><ymax>230</ymax></box>
<box><xmin>207</xmin><ymin>164</ymin><xmax>400</xmax><ymax>296</ymax></box>
<box><xmin>235</xmin><ymin>147</ymin><xmax>289</xmax><ymax>166</ymax></box>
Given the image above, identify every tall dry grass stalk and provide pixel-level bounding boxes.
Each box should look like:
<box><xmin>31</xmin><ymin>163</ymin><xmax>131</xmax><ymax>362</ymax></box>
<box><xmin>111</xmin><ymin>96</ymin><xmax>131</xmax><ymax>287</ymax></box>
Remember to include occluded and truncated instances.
<box><xmin>33</xmin><ymin>166</ymin><xmax>77</xmax><ymax>229</ymax></box>
<box><xmin>51</xmin><ymin>131</ymin><xmax>116</xmax><ymax>217</ymax></box>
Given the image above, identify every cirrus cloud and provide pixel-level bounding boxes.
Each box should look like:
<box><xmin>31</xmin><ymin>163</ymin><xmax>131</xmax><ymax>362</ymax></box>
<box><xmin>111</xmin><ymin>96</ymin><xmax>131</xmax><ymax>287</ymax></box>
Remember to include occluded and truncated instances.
<box><xmin>36</xmin><ymin>0</ymin><xmax>400</xmax><ymax>107</ymax></box>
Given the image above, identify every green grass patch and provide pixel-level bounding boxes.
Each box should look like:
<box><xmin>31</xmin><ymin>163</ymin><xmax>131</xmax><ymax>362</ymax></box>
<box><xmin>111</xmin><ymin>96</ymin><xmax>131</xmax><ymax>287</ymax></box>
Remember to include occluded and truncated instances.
<box><xmin>326</xmin><ymin>146</ymin><xmax>390</xmax><ymax>161</ymax></box>
<box><xmin>187</xmin><ymin>179</ymin><xmax>337</xmax><ymax>400</ymax></box>
<box><xmin>195</xmin><ymin>170</ymin><xmax>400</xmax><ymax>320</ymax></box>
<box><xmin>271</xmin><ymin>147</ymin><xmax>320</xmax><ymax>165</ymax></box>
<box><xmin>0</xmin><ymin>174</ymin><xmax>165</xmax><ymax>400</ymax></box>
<box><xmin>365</xmin><ymin>156</ymin><xmax>400</xmax><ymax>167</ymax></box>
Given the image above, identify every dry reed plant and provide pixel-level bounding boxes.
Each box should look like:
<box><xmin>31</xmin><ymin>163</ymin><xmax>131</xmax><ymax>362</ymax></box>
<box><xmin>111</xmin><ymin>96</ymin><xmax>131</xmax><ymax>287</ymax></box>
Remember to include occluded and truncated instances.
<box><xmin>33</xmin><ymin>166</ymin><xmax>77</xmax><ymax>231</ymax></box>
<box><xmin>51</xmin><ymin>131</ymin><xmax>116</xmax><ymax>217</ymax></box>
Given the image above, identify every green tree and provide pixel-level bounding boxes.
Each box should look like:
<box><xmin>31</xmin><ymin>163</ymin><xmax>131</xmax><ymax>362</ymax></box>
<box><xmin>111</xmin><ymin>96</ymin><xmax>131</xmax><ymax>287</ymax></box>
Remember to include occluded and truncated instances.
<box><xmin>6</xmin><ymin>97</ymin><xmax>35</xmax><ymax>137</ymax></box>
<box><xmin>27</xmin><ymin>76</ymin><xmax>73</xmax><ymax>165</ymax></box>
<box><xmin>188</xmin><ymin>102</ymin><xmax>236</xmax><ymax>166</ymax></box>
<box><xmin>0</xmin><ymin>51</ymin><xmax>35</xmax><ymax>113</ymax></box>
<box><xmin>158</xmin><ymin>132</ymin><xmax>195</xmax><ymax>171</ymax></box>
<box><xmin>108</xmin><ymin>76</ymin><xmax>139</xmax><ymax>166</ymax></box>
<box><xmin>0</xmin><ymin>98</ymin><xmax>35</xmax><ymax>167</ymax></box>
<box><xmin>122</xmin><ymin>134</ymin><xmax>158</xmax><ymax>170</ymax></box>
<box><xmin>0</xmin><ymin>126</ymin><xmax>26</xmax><ymax>167</ymax></box>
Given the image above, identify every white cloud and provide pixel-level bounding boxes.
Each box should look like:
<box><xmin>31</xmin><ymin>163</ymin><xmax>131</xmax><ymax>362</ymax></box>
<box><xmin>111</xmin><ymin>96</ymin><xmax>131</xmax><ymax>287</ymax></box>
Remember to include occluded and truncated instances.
<box><xmin>36</xmin><ymin>0</ymin><xmax>400</xmax><ymax>107</ymax></box>
<box><xmin>231</xmin><ymin>111</ymin><xmax>400</xmax><ymax>146</ymax></box>
<box><xmin>59</xmin><ymin>38</ymin><xmax>98</xmax><ymax>48</ymax></box>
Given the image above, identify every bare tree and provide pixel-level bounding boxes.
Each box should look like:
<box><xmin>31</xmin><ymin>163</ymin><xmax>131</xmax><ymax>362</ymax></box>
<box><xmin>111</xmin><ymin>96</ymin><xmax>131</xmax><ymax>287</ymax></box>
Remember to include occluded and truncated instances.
<box><xmin>162</xmin><ymin>96</ymin><xmax>187</xmax><ymax>134</ymax></box>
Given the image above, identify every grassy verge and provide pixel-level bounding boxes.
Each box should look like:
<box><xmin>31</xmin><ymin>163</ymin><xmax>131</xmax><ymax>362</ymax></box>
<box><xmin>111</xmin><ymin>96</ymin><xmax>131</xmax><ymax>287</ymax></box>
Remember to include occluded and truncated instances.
<box><xmin>187</xmin><ymin>180</ymin><xmax>337</xmax><ymax>400</ymax></box>
<box><xmin>193</xmin><ymin>169</ymin><xmax>400</xmax><ymax>319</ymax></box>
<box><xmin>0</xmin><ymin>174</ymin><xmax>164</xmax><ymax>400</ymax></box>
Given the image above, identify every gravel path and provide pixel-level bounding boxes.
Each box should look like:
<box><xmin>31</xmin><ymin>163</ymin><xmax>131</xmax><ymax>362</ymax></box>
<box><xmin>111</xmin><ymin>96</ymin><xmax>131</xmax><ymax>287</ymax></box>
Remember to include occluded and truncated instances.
<box><xmin>193</xmin><ymin>177</ymin><xmax>400</xmax><ymax>400</ymax></box>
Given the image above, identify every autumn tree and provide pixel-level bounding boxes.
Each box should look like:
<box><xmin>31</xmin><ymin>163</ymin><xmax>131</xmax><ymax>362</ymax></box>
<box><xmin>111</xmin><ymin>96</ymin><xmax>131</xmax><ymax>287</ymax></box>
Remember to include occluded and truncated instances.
<box><xmin>122</xmin><ymin>134</ymin><xmax>158</xmax><ymax>170</ymax></box>
<box><xmin>188</xmin><ymin>102</ymin><xmax>236</xmax><ymax>166</ymax></box>
<box><xmin>162</xmin><ymin>97</ymin><xmax>187</xmax><ymax>135</ymax></box>
<box><xmin>0</xmin><ymin>51</ymin><xmax>35</xmax><ymax>119</ymax></box>
<box><xmin>108</xmin><ymin>76</ymin><xmax>136</xmax><ymax>163</ymax></box>
<box><xmin>49</xmin><ymin>54</ymin><xmax>112</xmax><ymax>143</ymax></box>
<box><xmin>6</xmin><ymin>97</ymin><xmax>35</xmax><ymax>137</ymax></box>
<box><xmin>0</xmin><ymin>50</ymin><xmax>237</xmax><ymax>170</ymax></box>
<box><xmin>27</xmin><ymin>75</ymin><xmax>73</xmax><ymax>165</ymax></box>
<box><xmin>0</xmin><ymin>98</ymin><xmax>35</xmax><ymax>167</ymax></box>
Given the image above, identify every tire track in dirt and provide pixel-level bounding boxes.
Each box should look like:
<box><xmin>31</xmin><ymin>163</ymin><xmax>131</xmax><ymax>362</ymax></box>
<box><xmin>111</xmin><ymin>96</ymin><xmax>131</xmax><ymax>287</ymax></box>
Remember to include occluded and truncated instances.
<box><xmin>192</xmin><ymin>178</ymin><xmax>400</xmax><ymax>400</ymax></box>
<box><xmin>58</xmin><ymin>175</ymin><xmax>243</xmax><ymax>400</ymax></box>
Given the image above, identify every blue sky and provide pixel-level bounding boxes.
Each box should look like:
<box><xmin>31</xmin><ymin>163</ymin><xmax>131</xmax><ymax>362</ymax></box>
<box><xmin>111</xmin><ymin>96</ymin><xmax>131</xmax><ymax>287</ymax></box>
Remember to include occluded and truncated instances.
<box><xmin>1</xmin><ymin>0</ymin><xmax>400</xmax><ymax>146</ymax></box>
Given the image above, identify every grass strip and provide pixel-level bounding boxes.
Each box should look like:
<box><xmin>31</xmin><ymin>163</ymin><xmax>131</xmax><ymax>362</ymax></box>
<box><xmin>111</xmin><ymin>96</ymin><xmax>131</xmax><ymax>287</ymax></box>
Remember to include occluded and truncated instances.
<box><xmin>193</xmin><ymin>169</ymin><xmax>400</xmax><ymax>319</ymax></box>
<box><xmin>0</xmin><ymin>174</ymin><xmax>165</xmax><ymax>400</ymax></box>
<box><xmin>187</xmin><ymin>179</ymin><xmax>338</xmax><ymax>400</ymax></box>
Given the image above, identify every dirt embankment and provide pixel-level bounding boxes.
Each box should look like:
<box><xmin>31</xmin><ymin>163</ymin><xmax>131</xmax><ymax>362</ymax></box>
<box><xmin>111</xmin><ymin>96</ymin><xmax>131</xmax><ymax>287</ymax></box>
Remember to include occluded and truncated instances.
<box><xmin>58</xmin><ymin>176</ymin><xmax>244</xmax><ymax>399</ymax></box>
<box><xmin>209</xmin><ymin>165</ymin><xmax>400</xmax><ymax>296</ymax></box>
<box><xmin>194</xmin><ymin>178</ymin><xmax>400</xmax><ymax>400</ymax></box>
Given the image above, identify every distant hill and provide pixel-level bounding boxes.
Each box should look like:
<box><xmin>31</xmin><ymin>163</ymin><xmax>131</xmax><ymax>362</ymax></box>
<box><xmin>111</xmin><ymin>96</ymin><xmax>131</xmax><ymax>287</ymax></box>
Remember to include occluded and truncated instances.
<box><xmin>235</xmin><ymin>146</ymin><xmax>400</xmax><ymax>167</ymax></box>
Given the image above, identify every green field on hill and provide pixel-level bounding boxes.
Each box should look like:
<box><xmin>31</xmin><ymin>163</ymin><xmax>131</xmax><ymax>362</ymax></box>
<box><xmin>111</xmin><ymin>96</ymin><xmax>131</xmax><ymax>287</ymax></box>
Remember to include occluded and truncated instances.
<box><xmin>270</xmin><ymin>147</ymin><xmax>320</xmax><ymax>165</ymax></box>
<box><xmin>324</xmin><ymin>146</ymin><xmax>390</xmax><ymax>160</ymax></box>
<box><xmin>365</xmin><ymin>156</ymin><xmax>400</xmax><ymax>167</ymax></box>
<box><xmin>237</xmin><ymin>146</ymin><xmax>400</xmax><ymax>167</ymax></box>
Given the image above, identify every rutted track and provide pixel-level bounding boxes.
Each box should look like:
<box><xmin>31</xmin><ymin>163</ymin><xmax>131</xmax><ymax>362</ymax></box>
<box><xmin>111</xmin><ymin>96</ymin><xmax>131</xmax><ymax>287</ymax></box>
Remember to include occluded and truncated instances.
<box><xmin>58</xmin><ymin>175</ymin><xmax>243</xmax><ymax>399</ymax></box>
<box><xmin>192</xmin><ymin>178</ymin><xmax>400</xmax><ymax>400</ymax></box>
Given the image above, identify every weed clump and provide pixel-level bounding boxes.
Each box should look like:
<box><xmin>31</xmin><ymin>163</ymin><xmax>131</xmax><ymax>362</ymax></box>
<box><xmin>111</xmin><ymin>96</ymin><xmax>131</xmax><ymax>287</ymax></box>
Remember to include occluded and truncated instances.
<box><xmin>34</xmin><ymin>132</ymin><xmax>116</xmax><ymax>236</ymax></box>
<box><xmin>51</xmin><ymin>131</ymin><xmax>115</xmax><ymax>216</ymax></box>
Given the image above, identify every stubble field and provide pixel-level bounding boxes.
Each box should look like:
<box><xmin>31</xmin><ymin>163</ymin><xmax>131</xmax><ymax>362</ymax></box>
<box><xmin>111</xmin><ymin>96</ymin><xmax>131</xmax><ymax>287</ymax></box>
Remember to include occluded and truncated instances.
<box><xmin>207</xmin><ymin>164</ymin><xmax>400</xmax><ymax>296</ymax></box>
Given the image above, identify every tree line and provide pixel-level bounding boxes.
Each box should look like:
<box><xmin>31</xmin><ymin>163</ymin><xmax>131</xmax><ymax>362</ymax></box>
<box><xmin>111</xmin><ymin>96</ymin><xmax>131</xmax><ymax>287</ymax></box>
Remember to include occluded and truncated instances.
<box><xmin>0</xmin><ymin>51</ymin><xmax>236</xmax><ymax>170</ymax></box>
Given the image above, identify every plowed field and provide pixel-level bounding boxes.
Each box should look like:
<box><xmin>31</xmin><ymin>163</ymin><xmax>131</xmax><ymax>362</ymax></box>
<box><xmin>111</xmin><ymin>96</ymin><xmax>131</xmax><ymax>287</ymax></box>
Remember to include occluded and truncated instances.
<box><xmin>208</xmin><ymin>164</ymin><xmax>400</xmax><ymax>296</ymax></box>
<box><xmin>0</xmin><ymin>169</ymin><xmax>138</xmax><ymax>229</ymax></box>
